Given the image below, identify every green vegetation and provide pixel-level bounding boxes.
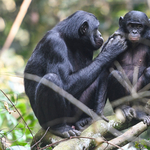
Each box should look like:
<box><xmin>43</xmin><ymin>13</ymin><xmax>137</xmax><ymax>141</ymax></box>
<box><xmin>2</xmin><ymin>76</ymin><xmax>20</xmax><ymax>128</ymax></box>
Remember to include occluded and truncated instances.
<box><xmin>0</xmin><ymin>0</ymin><xmax>150</xmax><ymax>149</ymax></box>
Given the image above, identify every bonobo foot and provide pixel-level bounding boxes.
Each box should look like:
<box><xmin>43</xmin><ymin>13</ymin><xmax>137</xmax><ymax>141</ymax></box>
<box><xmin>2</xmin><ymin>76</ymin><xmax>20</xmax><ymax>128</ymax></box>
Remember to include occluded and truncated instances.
<box><xmin>75</xmin><ymin>117</ymin><xmax>92</xmax><ymax>130</ymax></box>
<box><xmin>122</xmin><ymin>106</ymin><xmax>136</xmax><ymax>121</ymax></box>
<box><xmin>50</xmin><ymin>124</ymin><xmax>81</xmax><ymax>138</ymax></box>
<box><xmin>141</xmin><ymin>115</ymin><xmax>150</xmax><ymax>125</ymax></box>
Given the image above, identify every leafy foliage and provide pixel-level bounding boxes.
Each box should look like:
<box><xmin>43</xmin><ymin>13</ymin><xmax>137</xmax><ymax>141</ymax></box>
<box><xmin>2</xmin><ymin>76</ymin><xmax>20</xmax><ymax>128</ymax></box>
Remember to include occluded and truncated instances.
<box><xmin>0</xmin><ymin>51</ymin><xmax>39</xmax><ymax>148</ymax></box>
<box><xmin>0</xmin><ymin>90</ymin><xmax>38</xmax><ymax>148</ymax></box>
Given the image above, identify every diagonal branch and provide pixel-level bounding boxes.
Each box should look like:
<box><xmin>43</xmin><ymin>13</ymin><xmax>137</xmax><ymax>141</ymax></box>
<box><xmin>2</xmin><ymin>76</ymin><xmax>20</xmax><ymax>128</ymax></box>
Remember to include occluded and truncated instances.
<box><xmin>0</xmin><ymin>0</ymin><xmax>32</xmax><ymax>57</ymax></box>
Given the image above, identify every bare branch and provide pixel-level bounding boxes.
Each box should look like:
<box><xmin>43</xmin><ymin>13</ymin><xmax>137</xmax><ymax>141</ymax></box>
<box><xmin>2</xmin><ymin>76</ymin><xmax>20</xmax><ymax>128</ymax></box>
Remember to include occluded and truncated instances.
<box><xmin>96</xmin><ymin>122</ymin><xmax>147</xmax><ymax>150</ymax></box>
<box><xmin>0</xmin><ymin>0</ymin><xmax>32</xmax><ymax>56</ymax></box>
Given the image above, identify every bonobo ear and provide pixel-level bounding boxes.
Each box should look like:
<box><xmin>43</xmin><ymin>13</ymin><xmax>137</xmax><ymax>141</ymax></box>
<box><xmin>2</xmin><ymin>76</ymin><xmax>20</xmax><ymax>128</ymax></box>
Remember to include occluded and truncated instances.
<box><xmin>119</xmin><ymin>16</ymin><xmax>124</xmax><ymax>27</ymax></box>
<box><xmin>79</xmin><ymin>21</ymin><xmax>89</xmax><ymax>36</ymax></box>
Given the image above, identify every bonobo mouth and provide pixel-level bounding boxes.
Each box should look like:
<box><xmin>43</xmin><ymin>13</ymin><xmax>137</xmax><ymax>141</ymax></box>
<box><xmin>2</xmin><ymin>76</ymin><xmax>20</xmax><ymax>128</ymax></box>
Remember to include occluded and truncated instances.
<box><xmin>97</xmin><ymin>39</ymin><xmax>104</xmax><ymax>47</ymax></box>
<box><xmin>128</xmin><ymin>35</ymin><xmax>140</xmax><ymax>43</ymax></box>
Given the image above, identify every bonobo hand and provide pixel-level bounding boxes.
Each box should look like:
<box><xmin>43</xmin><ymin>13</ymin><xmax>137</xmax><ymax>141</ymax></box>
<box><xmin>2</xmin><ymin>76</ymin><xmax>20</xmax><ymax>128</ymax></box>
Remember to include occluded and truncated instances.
<box><xmin>106</xmin><ymin>35</ymin><xmax>127</xmax><ymax>54</ymax></box>
<box><xmin>102</xmin><ymin>34</ymin><xmax>127</xmax><ymax>56</ymax></box>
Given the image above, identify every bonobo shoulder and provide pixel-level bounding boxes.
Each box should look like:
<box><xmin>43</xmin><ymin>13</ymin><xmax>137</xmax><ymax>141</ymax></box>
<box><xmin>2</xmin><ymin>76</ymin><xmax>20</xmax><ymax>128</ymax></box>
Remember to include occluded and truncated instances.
<box><xmin>39</xmin><ymin>30</ymin><xmax>67</xmax><ymax>51</ymax></box>
<box><xmin>44</xmin><ymin>30</ymin><xmax>62</xmax><ymax>42</ymax></box>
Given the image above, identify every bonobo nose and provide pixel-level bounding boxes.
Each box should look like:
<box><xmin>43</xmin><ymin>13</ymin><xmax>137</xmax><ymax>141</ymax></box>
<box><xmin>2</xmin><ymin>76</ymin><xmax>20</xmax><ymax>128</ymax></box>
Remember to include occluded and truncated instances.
<box><xmin>133</xmin><ymin>30</ymin><xmax>137</xmax><ymax>34</ymax></box>
<box><xmin>98</xmin><ymin>30</ymin><xmax>102</xmax><ymax>36</ymax></box>
<box><xmin>101</xmin><ymin>36</ymin><xmax>104</xmax><ymax>42</ymax></box>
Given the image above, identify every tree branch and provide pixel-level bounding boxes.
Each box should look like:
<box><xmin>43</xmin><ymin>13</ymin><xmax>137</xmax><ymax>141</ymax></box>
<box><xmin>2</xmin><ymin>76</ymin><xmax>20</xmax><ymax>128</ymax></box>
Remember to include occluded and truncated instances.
<box><xmin>0</xmin><ymin>0</ymin><xmax>32</xmax><ymax>56</ymax></box>
<box><xmin>31</xmin><ymin>112</ymin><xmax>148</xmax><ymax>150</ymax></box>
<box><xmin>96</xmin><ymin>122</ymin><xmax>147</xmax><ymax>150</ymax></box>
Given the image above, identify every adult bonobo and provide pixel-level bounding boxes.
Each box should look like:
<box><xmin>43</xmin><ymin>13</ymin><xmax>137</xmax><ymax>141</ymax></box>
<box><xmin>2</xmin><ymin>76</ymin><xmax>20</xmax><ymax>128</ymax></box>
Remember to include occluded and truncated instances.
<box><xmin>24</xmin><ymin>10</ymin><xmax>127</xmax><ymax>138</ymax></box>
<box><xmin>106</xmin><ymin>11</ymin><xmax>150</xmax><ymax>125</ymax></box>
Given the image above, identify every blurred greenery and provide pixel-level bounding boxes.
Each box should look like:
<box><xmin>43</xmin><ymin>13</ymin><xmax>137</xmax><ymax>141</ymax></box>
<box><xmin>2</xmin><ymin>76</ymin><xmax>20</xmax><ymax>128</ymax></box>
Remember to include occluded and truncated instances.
<box><xmin>0</xmin><ymin>0</ymin><xmax>150</xmax><ymax>149</ymax></box>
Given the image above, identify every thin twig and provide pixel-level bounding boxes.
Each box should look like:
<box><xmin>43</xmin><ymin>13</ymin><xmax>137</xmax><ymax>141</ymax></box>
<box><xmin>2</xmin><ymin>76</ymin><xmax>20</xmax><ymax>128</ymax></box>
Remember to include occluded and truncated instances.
<box><xmin>31</xmin><ymin>127</ymin><xmax>50</xmax><ymax>149</ymax></box>
<box><xmin>0</xmin><ymin>90</ymin><xmax>35</xmax><ymax>143</ymax></box>
<box><xmin>104</xmin><ymin>141</ymin><xmax>124</xmax><ymax>150</ymax></box>
<box><xmin>40</xmin><ymin>136</ymin><xmax>124</xmax><ymax>150</ymax></box>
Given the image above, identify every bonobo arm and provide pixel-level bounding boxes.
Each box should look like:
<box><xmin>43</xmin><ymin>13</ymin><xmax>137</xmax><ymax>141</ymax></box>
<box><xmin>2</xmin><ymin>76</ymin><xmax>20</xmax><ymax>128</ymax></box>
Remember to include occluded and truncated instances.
<box><xmin>33</xmin><ymin>34</ymin><xmax>127</xmax><ymax>98</ymax></box>
<box><xmin>65</xmin><ymin>35</ymin><xmax>127</xmax><ymax>96</ymax></box>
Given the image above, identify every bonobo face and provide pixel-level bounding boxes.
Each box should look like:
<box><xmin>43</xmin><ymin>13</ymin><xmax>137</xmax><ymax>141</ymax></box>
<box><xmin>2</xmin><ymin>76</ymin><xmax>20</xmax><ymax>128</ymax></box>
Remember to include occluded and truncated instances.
<box><xmin>127</xmin><ymin>22</ymin><xmax>144</xmax><ymax>43</ymax></box>
<box><xmin>93</xmin><ymin>28</ymin><xmax>104</xmax><ymax>50</ymax></box>
<box><xmin>79</xmin><ymin>17</ymin><xmax>103</xmax><ymax>51</ymax></box>
<box><xmin>119</xmin><ymin>11</ymin><xmax>150</xmax><ymax>43</ymax></box>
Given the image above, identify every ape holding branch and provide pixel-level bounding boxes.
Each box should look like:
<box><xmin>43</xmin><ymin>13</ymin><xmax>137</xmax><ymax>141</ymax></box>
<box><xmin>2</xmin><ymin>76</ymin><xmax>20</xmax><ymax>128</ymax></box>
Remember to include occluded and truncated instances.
<box><xmin>107</xmin><ymin>11</ymin><xmax>150</xmax><ymax>125</ymax></box>
<box><xmin>24</xmin><ymin>10</ymin><xmax>127</xmax><ymax>138</ymax></box>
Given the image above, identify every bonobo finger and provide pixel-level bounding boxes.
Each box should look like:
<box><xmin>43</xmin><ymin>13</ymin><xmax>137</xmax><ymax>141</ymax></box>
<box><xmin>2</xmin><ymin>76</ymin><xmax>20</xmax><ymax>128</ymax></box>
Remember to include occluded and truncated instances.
<box><xmin>126</xmin><ymin>114</ymin><xmax>133</xmax><ymax>121</ymax></box>
<box><xmin>143</xmin><ymin>117</ymin><xmax>148</xmax><ymax>125</ymax></box>
<box><xmin>147</xmin><ymin>120</ymin><xmax>150</xmax><ymax>126</ymax></box>
<box><xmin>109</xmin><ymin>38</ymin><xmax>114</xmax><ymax>43</ymax></box>
<box><xmin>124</xmin><ymin>109</ymin><xmax>135</xmax><ymax>121</ymax></box>
<box><xmin>128</xmin><ymin>113</ymin><xmax>133</xmax><ymax>118</ymax></box>
<box><xmin>114</xmin><ymin>34</ymin><xmax>121</xmax><ymax>40</ymax></box>
<box><xmin>113</xmin><ymin>31</ymin><xmax>123</xmax><ymax>37</ymax></box>
<box><xmin>62</xmin><ymin>131</ymin><xmax>70</xmax><ymax>138</ymax></box>
<box><xmin>148</xmin><ymin>116</ymin><xmax>150</xmax><ymax>126</ymax></box>
<box><xmin>62</xmin><ymin>129</ymin><xmax>81</xmax><ymax>138</ymax></box>
<box><xmin>68</xmin><ymin>130</ymin><xmax>81</xmax><ymax>136</ymax></box>
<box><xmin>68</xmin><ymin>130</ymin><xmax>76</xmax><ymax>136</ymax></box>
<box><xmin>130</xmin><ymin>108</ymin><xmax>136</xmax><ymax>117</ymax></box>
<box><xmin>143</xmin><ymin>116</ymin><xmax>150</xmax><ymax>126</ymax></box>
<box><xmin>127</xmin><ymin>113</ymin><xmax>134</xmax><ymax>119</ymax></box>
<box><xmin>73</xmin><ymin>130</ymin><xmax>81</xmax><ymax>136</ymax></box>
<box><xmin>75</xmin><ymin>123</ymin><xmax>84</xmax><ymax>130</ymax></box>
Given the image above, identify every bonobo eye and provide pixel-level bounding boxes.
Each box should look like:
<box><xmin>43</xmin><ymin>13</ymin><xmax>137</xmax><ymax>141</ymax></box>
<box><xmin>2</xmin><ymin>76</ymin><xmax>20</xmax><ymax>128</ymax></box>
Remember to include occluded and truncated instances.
<box><xmin>128</xmin><ymin>23</ymin><xmax>133</xmax><ymax>28</ymax></box>
<box><xmin>95</xmin><ymin>28</ymin><xmax>99</xmax><ymax>33</ymax></box>
<box><xmin>137</xmin><ymin>24</ymin><xmax>143</xmax><ymax>29</ymax></box>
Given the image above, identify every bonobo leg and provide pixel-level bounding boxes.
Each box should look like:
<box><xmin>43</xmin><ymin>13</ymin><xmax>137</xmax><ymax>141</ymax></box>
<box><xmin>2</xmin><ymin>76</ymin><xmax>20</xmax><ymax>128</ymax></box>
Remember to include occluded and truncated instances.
<box><xmin>108</xmin><ymin>70</ymin><xmax>129</xmax><ymax>100</ymax></box>
<box><xmin>135</xmin><ymin>67</ymin><xmax>150</xmax><ymax>91</ymax></box>
<box><xmin>108</xmin><ymin>70</ymin><xmax>136</xmax><ymax>121</ymax></box>
<box><xmin>35</xmin><ymin>73</ymin><xmax>81</xmax><ymax>138</ymax></box>
<box><xmin>95</xmin><ymin>70</ymin><xmax>109</xmax><ymax>122</ymax></box>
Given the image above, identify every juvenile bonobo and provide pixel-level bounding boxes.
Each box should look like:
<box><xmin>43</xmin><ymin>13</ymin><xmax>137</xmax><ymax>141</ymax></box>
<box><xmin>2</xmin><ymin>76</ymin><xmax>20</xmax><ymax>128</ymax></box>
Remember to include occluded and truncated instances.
<box><xmin>106</xmin><ymin>11</ymin><xmax>150</xmax><ymax>125</ymax></box>
<box><xmin>24</xmin><ymin>10</ymin><xmax>127</xmax><ymax>138</ymax></box>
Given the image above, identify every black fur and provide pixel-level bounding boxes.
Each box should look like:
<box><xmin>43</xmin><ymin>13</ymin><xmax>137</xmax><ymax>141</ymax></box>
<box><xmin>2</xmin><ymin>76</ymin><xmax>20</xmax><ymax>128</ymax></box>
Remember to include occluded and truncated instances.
<box><xmin>100</xmin><ymin>11</ymin><xmax>150</xmax><ymax>125</ymax></box>
<box><xmin>24</xmin><ymin>10</ymin><xmax>127</xmax><ymax>137</ymax></box>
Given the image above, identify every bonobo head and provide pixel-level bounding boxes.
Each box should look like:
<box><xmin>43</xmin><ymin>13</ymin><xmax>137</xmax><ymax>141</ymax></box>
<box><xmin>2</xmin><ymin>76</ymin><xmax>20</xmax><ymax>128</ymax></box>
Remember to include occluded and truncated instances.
<box><xmin>78</xmin><ymin>12</ymin><xmax>104</xmax><ymax>50</ymax></box>
<box><xmin>57</xmin><ymin>10</ymin><xmax>103</xmax><ymax>51</ymax></box>
<box><xmin>119</xmin><ymin>10</ymin><xmax>150</xmax><ymax>43</ymax></box>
